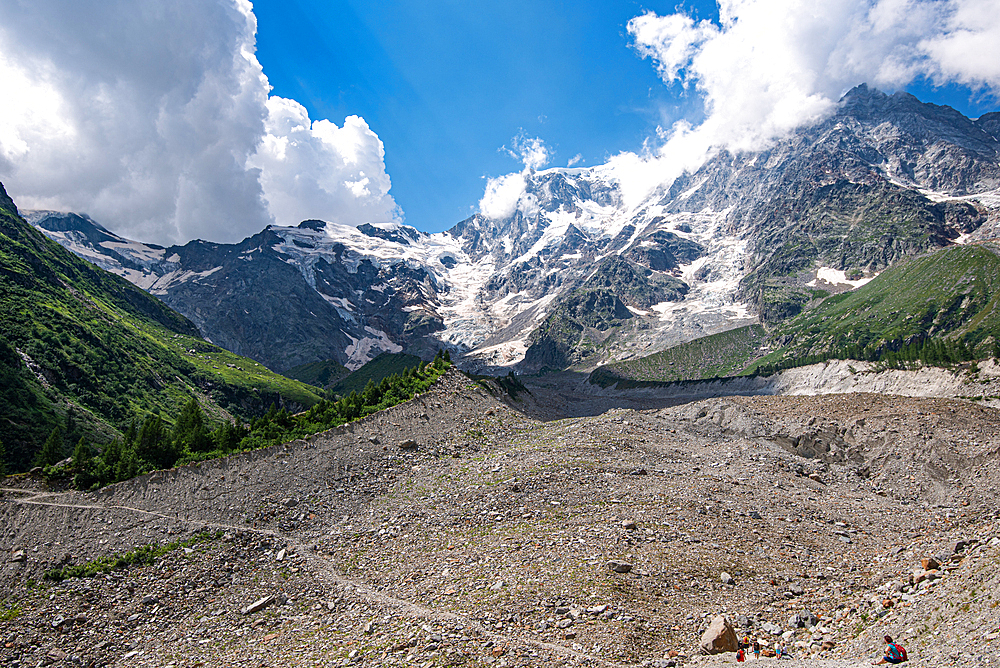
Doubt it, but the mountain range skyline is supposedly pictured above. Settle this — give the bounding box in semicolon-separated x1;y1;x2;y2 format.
1;0;999;247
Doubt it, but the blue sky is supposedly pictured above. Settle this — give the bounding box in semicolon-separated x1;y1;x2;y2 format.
0;0;998;244
253;0;998;234
253;0;719;232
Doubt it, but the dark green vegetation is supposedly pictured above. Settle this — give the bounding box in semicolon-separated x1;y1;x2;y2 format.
590;244;1000;386
0;182;322;473
284;358;350;389
45;531;221;582
524;256;689;371
590;325;769;387
466;370;529;400
749;243;1000;371
65;353;452;489
328;352;422;397
738;180;983;321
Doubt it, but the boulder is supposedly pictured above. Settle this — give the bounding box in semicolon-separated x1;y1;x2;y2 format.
789;611;819;628
607;560;633;574
761;621;783;635
699;615;738;654
921;556;940;570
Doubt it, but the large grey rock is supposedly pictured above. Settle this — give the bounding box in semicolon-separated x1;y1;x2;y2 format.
700;615;738;654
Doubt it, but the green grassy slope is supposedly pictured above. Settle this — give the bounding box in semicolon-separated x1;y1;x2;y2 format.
0;182;321;472
748;242;1000;370
329;352;423;397
284;358;350;388
589;325;769;388
589;243;1000;386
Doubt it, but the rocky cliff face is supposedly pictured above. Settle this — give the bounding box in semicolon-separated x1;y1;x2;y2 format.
29;86;1000;373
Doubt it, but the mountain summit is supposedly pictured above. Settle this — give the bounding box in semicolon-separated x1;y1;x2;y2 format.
31;87;1000;374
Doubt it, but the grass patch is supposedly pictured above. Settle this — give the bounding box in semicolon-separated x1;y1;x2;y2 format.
44;530;221;582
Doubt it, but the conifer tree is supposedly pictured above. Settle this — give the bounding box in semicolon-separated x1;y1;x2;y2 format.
72;436;91;469
173;398;213;453
36;426;64;468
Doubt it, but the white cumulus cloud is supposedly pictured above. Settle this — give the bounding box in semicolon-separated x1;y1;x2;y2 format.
479;133;550;219
249;97;397;229
0;0;398;245
599;0;1000;212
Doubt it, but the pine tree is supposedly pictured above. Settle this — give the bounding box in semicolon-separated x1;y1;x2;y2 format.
72;437;97;489
135;413;179;470
0;438;6;478
173;397;213;453
36;426;65;468
72;436;91;468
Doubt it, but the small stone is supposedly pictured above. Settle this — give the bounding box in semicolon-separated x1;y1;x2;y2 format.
47;648;68;661
9;550;25;563
400;439;419;450
622;520;638;531
241;595;275;615
607;560;633;574
921;556;940;570
556;619;573;629
749;511;762;520
720;571;735;585
276;548;286;562
140;595;158;606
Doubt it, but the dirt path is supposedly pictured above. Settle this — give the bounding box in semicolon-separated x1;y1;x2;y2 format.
4;485;634;668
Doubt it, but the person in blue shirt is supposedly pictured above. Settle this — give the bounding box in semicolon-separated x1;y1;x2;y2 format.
873;635;905;664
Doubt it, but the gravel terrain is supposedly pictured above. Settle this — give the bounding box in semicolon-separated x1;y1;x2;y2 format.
3;369;1000;667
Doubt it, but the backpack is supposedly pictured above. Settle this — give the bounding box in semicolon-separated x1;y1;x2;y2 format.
897;644;908;662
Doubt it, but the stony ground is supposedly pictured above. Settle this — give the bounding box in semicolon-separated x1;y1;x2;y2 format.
2;369;1000;667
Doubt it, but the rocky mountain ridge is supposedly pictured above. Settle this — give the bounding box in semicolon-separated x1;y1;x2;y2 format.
29;86;1000;374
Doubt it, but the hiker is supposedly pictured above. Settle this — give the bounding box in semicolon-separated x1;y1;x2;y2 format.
776;642;790;659
737;648;746;662
752;638;761;659
872;635;907;664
